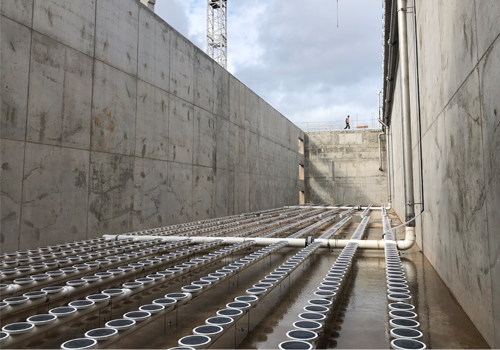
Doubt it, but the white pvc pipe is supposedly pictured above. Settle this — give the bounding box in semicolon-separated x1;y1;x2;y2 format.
104;234;416;251
286;205;382;210
397;0;415;224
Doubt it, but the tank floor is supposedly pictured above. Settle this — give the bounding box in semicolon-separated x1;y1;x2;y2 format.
238;210;490;349
106;210;489;349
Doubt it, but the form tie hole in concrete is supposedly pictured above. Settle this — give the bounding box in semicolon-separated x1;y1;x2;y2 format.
105;319;136;330
391;338;426;350
61;338;97;349
390;327;423;339
0;302;8;310
27;314;57;325
178;335;212;349
2;322;34;334
279;340;313;350
286;330;319;342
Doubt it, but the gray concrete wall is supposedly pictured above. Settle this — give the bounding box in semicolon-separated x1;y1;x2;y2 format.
0;0;305;252
305;130;387;205
384;0;500;347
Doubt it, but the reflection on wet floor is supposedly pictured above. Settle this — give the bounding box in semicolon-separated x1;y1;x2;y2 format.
236;210;489;349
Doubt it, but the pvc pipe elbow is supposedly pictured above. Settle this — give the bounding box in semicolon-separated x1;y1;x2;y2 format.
397;227;416;250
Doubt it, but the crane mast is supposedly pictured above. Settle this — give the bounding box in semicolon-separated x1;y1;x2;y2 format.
207;0;228;69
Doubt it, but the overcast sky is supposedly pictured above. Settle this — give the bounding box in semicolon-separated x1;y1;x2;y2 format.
156;0;383;128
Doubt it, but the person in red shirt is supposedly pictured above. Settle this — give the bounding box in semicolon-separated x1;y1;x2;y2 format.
344;115;350;129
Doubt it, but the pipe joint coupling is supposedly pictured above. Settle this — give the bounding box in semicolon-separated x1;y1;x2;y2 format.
405;214;416;227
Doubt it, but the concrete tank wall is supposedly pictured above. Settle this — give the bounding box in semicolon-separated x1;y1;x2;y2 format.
305;130;388;205
384;0;500;347
0;0;305;252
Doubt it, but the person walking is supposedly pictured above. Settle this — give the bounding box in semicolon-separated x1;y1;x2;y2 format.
344;115;350;129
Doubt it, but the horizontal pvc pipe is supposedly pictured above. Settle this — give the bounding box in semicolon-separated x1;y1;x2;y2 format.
107;234;415;250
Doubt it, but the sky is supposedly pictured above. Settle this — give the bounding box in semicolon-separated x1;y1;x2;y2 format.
155;0;383;128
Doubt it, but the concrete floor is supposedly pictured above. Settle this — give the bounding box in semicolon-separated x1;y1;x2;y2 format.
237;211;490;349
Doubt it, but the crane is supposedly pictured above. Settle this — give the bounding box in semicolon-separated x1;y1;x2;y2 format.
206;0;228;69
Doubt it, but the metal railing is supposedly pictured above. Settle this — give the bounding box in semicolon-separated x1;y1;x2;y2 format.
295;120;383;133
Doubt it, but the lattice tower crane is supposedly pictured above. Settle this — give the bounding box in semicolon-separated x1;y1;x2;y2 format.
207;0;228;69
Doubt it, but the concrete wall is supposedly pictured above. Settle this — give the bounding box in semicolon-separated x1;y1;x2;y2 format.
0;0;305;252
305;130;387;205
384;0;500;347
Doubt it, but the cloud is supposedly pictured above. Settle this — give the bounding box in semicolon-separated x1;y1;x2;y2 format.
155;0;383;127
